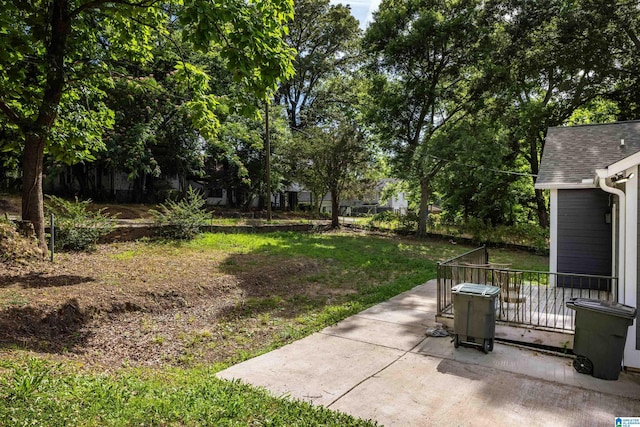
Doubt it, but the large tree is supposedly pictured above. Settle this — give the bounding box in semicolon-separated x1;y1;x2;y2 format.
0;0;294;253
364;0;486;235
594;1;640;120
284;76;374;227
209;103;291;210
276;0;360;132
480;0;618;227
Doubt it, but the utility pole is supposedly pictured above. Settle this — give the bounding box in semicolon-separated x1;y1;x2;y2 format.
265;101;272;221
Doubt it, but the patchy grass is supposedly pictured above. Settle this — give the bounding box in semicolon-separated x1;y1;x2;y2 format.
0;229;547;426
0;231;547;370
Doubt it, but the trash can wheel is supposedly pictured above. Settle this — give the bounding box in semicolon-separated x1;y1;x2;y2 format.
482;339;490;354
488;338;494;352
453;334;459;348
573;355;593;375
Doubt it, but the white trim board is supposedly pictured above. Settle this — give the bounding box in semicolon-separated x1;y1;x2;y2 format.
606;150;640;177
534;183;597;190
624;166;640;368
549;189;558;286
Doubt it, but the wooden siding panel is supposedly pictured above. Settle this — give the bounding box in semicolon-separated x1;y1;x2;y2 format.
557;189;612;283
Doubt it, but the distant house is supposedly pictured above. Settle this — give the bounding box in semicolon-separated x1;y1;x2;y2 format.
535;120;640;370
318;179;409;216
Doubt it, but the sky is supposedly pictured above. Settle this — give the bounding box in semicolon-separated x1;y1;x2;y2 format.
329;0;382;29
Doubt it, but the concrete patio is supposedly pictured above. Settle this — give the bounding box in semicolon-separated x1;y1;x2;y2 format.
217;279;640;426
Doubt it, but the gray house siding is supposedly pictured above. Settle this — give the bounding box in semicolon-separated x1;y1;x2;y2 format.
557;189;612;289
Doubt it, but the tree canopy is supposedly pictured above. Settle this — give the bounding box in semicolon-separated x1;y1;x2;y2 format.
2;0;640;242
0;0;295;251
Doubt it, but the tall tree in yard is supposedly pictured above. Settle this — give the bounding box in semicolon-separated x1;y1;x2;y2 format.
481;0;617;227
0;1;294;253
277;0;361;132
284;76;374;227
364;0;486;236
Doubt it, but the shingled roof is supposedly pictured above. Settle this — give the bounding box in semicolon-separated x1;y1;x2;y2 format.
535;120;640;189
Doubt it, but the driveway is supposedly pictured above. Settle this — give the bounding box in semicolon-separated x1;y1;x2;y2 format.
217;279;640;426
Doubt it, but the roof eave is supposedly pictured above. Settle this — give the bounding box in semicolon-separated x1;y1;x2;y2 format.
604;150;640;177
534;182;598;190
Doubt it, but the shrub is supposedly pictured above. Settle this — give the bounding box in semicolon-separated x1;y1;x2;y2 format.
371;210;397;223
45;196;116;251
399;211;419;232
151;187;211;240
426;212;442;229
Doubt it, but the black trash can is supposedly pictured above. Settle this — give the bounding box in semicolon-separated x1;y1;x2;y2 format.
566;298;637;380
452;283;501;354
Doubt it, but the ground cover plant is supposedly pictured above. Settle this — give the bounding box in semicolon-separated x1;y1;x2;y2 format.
0;230;547;425
358;213;549;254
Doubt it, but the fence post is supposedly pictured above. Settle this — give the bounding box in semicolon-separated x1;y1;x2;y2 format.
50;213;55;262
436;262;441;314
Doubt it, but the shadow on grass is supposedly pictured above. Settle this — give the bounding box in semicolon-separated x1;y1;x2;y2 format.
217;294;329;322
0;272;95;289
0;298;94;353
213;232;438;328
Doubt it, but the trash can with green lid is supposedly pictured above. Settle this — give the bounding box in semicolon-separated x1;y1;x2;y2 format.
566;298;637;380
452;283;501;354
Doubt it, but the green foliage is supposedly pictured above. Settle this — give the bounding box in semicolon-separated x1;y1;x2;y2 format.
566;98;620;126
151;188;211;240
433;113;534;226
0;358;377;426
278;0;361;130
364;0;487;234
45;196;116;252
208;103;291;209
477;0;624;226
182;0;296;100
367;211;418;232
435;219;549;253
282;76;376;223
0;0;296;249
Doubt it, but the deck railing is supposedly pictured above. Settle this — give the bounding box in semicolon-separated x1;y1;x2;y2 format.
437;247;616;332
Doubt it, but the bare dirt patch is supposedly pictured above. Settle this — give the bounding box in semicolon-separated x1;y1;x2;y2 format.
0;241;330;369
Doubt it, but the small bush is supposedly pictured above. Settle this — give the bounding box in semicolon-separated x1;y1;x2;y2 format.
45;196;116;251
399;211;419;232
371;210;397;223
151;188;211;240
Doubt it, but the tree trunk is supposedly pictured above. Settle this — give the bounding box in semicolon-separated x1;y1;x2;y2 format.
72;163;89;198
528;134;549;228
535;189;549;228
417;177;430;237
331;190;340;228
22;133;48;255
19;0;71;255
312;192;321;218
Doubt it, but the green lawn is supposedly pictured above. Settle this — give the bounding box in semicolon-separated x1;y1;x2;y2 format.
0;231;547;426
0;358;377;426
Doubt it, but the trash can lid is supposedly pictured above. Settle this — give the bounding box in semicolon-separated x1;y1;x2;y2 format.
566;298;637;319
452;283;501;297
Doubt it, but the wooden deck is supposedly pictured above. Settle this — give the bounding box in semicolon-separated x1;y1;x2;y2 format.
439;279;613;332
497;284;613;331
